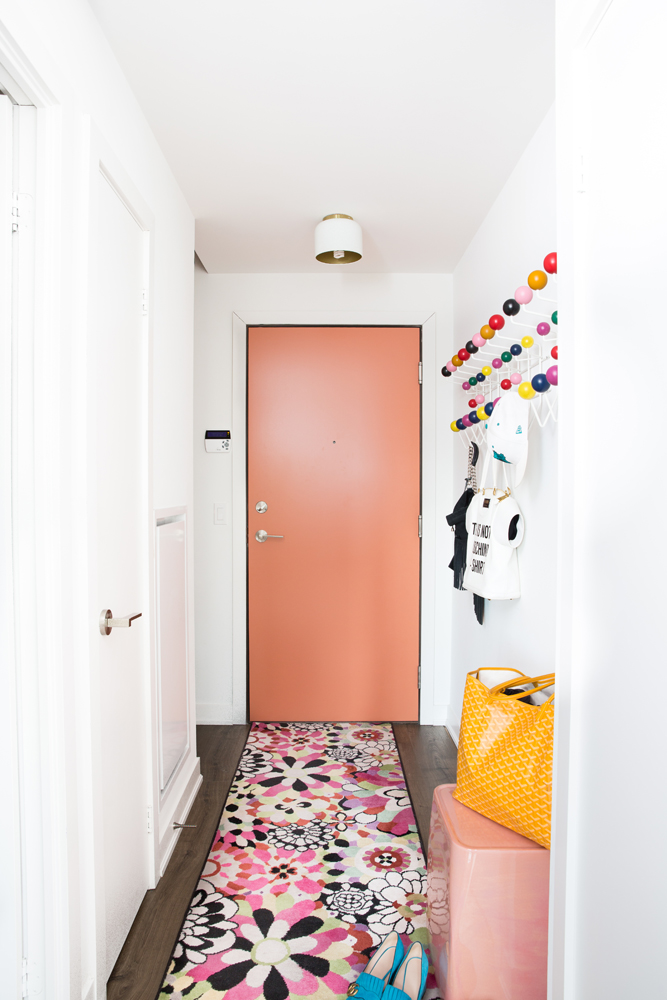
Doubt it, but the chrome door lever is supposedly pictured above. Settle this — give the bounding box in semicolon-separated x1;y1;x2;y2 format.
99;609;142;635
255;530;284;543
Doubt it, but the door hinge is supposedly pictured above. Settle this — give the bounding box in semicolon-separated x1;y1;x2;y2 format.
418;665;421;690
418;514;422;538
147;806;153;834
418;361;423;384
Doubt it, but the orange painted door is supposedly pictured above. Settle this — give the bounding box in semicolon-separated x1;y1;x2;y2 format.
248;326;420;721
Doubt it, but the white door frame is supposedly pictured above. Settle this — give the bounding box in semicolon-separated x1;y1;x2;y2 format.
230;309;441;725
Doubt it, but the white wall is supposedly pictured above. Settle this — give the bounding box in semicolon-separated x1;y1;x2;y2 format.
552;1;667;997
193;271;454;725
446;107;557;740
0;2;194;997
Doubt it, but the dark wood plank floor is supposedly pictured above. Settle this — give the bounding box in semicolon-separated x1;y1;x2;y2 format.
394;724;458;857
107;724;250;1000
107;721;455;1000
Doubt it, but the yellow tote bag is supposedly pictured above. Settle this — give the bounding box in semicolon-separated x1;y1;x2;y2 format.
453;667;555;849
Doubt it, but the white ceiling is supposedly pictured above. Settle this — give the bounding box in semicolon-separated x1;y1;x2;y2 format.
88;0;554;273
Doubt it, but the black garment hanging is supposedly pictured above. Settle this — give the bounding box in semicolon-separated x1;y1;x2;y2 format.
446;443;485;624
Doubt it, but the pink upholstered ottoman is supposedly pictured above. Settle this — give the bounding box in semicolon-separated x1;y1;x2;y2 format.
426;784;549;1000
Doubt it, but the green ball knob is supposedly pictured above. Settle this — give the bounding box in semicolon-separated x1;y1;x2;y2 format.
551;310;558;325
501;351;512;363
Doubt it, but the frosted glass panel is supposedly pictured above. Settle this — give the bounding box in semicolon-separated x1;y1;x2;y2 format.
157;515;188;790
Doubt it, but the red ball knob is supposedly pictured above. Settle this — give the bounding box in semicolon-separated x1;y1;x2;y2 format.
500;378;511;390
489;314;505;330
458;348;471;361
468;398;477;408
544;252;557;274
551;345;558;360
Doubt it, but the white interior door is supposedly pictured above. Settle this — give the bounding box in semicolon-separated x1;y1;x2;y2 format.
95;170;149;979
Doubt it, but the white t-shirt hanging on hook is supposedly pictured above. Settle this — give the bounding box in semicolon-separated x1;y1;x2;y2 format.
463;445;525;600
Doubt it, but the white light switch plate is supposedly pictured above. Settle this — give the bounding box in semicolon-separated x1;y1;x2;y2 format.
213;502;228;525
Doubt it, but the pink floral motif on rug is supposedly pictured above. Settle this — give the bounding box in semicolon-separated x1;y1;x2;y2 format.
159;722;441;999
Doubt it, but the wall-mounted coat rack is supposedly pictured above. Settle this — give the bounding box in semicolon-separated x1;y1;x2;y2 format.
443;252;558;448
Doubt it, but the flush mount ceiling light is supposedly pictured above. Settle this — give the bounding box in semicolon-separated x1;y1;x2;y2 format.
314;214;363;264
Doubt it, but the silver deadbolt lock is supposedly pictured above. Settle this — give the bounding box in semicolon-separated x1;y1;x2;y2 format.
99;609;142;635
255;501;268;513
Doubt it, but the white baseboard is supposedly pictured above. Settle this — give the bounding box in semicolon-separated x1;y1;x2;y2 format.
196;702;238;724
158;756;203;876
445;717;460;746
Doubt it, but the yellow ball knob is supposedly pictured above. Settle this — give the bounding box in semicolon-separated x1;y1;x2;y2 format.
518;381;536;400
476;407;487;420
521;335;534;348
527;269;547;290
452;355;463;367
481;365;492;376
480;325;495;340
450;420;460;432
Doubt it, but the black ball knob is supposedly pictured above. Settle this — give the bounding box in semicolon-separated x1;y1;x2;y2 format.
503;298;520;316
465;340;479;354
441;366;452;377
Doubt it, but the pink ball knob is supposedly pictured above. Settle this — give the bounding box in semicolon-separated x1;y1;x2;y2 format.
493;397;501;407
510;372;522;385
515;285;533;304
462;381;471;391
475;393;485;404
446;361;456;372
537;322;550;336
492;357;503;369
546;365;558;386
472;332;485;348
462;414;472;428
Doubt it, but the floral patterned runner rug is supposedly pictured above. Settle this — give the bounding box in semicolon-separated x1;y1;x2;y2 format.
160;722;441;999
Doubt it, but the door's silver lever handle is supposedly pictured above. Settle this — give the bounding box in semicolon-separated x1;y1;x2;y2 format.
99;609;142;635
255;530;284;543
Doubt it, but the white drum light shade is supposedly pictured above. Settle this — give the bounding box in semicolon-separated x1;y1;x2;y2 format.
314;214;363;264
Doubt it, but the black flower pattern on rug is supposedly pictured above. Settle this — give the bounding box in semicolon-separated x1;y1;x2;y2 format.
257;755;332;793
171;881;238;973
267;818;333;853
207;908;331;1000
236;748;276;780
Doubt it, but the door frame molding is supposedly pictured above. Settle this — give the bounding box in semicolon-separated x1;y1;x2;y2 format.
231;310;439;725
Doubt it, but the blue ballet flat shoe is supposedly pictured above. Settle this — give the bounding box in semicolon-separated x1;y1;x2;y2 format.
346;931;405;998
382;942;429;1000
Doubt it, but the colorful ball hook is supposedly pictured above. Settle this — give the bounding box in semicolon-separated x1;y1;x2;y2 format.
537;322;550;336
481;366;492;376
469;411;480;424
458;348;470;361
518;381;536;400
510;372;522;385
484;402;494;416
503;298;520;316
451;420;460;432
489;314;505;330
492;358;503;369
442;367;452;377
475;393;485;404
543;252;557;274
466;340;479;354
546;365;558;386
462;381;471;391
515;286;533;305
446;361;456;372
462;415;472;428
510;343;522;356
531;373;550;393
501;351;512;363
468;398;477;408
476;373;486;382
476;406;487;420
501;378;511;390
480;325;495;340
469;376;478;386
472;332;485;348
521;335;534;348
456;418;465;430
551;310;558;324
528;270;548;290
452;355;463;367
551;345;558;360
